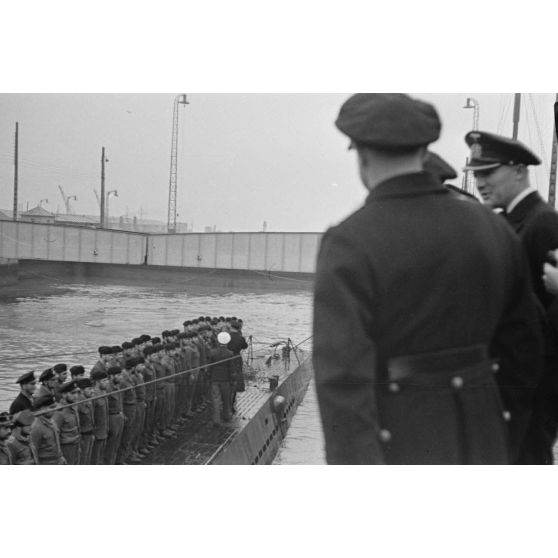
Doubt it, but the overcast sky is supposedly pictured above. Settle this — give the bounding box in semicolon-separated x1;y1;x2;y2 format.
0;93;556;232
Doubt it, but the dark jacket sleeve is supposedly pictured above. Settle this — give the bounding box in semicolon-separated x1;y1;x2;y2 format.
490;237;544;462
313;229;385;464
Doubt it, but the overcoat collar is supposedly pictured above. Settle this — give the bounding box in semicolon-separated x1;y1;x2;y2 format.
366;172;447;203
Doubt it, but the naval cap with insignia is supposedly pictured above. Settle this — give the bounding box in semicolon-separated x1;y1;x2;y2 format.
32;394;56;410
16;371;36;385
464;130;541;171
107;365;122;376
39;368;55;382
98;346;112;355
53;363;67;373
336;93;441;149
424;151;457;182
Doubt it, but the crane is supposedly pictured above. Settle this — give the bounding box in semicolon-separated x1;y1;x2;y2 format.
167;94;189;233
57;185;77;214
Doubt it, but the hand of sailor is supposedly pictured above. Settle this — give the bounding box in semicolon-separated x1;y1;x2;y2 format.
543;258;558;296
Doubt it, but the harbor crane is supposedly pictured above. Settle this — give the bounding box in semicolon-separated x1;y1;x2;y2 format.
57;185;77;214
167;94;189;233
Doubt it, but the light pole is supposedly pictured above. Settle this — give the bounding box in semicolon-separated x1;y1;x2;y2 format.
463;97;480;193
106;190;118;228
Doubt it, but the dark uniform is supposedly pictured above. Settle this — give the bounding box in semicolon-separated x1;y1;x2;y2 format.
91;371;109;465
53;381;81;465
209;339;234;425
464;130;558;464
313;94;543;465
104;366;124;465
7;410;38;465
31;395;65;465
76;378;95;465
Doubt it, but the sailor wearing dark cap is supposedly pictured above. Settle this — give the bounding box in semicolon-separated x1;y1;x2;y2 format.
90;370;110;465
465;131;558;464
116;358;138;464
35;368;57;401
52;363;68;402
9;371;37;415
70;365;86;379
30;395;65;464
313;93;543;465
52;381;82;464
75;378;95;465
90;346;114;377
0;412;13;465
7;410;38;465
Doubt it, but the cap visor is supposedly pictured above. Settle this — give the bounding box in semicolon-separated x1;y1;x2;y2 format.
463;162;502;172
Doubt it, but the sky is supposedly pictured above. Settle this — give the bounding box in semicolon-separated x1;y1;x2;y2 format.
1;93;556;232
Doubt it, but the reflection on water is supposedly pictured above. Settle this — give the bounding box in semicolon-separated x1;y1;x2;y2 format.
0;277;326;464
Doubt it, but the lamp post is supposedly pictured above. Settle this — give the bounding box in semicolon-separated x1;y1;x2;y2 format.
106;190;118;228
463;97;480;193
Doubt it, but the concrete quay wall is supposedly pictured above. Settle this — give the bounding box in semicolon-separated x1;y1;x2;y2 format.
0;221;322;276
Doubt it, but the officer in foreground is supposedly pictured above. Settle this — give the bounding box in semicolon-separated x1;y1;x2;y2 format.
464;130;558;464
313;93;543;464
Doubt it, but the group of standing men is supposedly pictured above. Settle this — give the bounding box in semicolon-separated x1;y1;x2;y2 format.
314;93;558;465
1;316;247;465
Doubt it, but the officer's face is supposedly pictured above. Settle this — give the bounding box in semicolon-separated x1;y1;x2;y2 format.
474;164;521;209
58;371;68;383
100;378;109;391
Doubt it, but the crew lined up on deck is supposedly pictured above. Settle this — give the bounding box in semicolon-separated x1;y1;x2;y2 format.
0;316;247;465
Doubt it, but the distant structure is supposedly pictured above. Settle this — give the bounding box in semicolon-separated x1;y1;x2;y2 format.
0;209;10;221
19;205;55;224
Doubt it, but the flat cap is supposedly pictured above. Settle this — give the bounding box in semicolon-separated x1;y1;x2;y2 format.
53;363;67;374
70;365;85;376
336;93;441;150
39;368;55;382
0;411;13;427
91;370;108;381
131;337;142;346
32;394;56;410
151;337;161;345
60;380;80;394
111;345;123;354
424;151;457;182
140;334;151;342
464;130;541;171
16;371;36;385
217;332;231;345
13;409;35;427
98;346;112;355
121;341;133;350
107;366;122;376
75;378;92;390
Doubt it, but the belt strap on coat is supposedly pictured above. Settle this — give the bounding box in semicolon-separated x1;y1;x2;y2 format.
387;344;488;381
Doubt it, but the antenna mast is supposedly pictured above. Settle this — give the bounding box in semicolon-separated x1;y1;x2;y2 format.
13;122;18;221
167;94;188;233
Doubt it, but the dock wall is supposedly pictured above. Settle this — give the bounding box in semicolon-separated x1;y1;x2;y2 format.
0;221;322;275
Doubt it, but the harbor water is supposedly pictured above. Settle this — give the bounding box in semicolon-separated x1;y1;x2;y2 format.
0;277;326;464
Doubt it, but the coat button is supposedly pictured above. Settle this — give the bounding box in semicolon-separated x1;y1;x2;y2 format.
379;429;392;443
451;376;464;389
492;362;500;373
388;382;400;393
502;410;511;422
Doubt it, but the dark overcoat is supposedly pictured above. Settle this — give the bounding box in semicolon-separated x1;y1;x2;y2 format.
504;191;558;463
313;172;543;465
